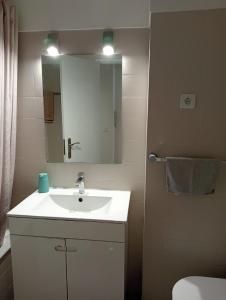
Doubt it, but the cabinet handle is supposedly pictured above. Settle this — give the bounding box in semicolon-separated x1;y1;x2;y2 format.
66;246;78;253
55;245;67;252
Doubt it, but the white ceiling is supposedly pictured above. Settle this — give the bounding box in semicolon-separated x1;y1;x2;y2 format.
15;0;150;32
14;0;226;32
150;0;226;12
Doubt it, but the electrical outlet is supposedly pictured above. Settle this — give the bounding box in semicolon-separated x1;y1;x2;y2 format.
180;94;196;109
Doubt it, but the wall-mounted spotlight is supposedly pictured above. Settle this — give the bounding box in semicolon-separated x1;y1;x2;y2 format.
44;32;59;57
102;30;115;56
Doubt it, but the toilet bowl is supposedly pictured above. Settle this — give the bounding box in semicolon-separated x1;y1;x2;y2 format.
173;276;226;300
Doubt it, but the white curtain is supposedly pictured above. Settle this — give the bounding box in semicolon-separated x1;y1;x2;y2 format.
0;0;18;246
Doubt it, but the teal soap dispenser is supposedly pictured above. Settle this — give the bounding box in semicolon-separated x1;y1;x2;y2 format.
38;173;49;193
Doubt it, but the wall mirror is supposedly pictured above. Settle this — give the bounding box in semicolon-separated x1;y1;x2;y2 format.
41;54;122;163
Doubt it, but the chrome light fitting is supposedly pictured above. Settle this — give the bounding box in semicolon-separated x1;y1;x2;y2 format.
102;30;115;56
44;32;59;56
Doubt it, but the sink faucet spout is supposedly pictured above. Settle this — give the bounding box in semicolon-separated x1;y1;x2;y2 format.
76;172;85;194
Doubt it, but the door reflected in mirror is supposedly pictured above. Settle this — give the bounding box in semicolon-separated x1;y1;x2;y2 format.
41;54;122;163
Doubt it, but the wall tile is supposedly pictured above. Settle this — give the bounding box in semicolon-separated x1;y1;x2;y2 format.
17;118;45;142
122;74;148;98
17;97;44;119
122;55;149;76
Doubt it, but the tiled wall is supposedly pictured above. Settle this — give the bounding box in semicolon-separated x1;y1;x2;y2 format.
13;28;149;298
143;9;226;300
0;254;13;300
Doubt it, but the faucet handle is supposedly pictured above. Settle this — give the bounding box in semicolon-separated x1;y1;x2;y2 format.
77;172;84;182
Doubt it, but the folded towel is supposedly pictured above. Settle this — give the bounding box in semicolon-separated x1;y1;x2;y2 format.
166;157;220;195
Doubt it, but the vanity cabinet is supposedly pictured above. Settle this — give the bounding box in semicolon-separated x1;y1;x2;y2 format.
8;188;130;300
9;218;127;300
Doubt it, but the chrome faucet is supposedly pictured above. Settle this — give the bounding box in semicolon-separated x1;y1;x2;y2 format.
76;172;85;194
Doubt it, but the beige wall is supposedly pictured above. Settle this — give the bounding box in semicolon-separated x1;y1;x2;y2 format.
13;28;149;298
143;9;226;300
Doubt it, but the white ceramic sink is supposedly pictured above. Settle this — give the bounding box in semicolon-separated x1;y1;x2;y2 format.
49;194;112;212
8;188;131;223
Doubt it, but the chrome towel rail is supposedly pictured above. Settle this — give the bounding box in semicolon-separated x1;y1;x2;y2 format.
148;153;166;162
148;153;226;164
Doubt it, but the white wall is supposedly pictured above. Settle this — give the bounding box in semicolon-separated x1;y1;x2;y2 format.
14;0;149;32
14;0;226;33
150;0;226;12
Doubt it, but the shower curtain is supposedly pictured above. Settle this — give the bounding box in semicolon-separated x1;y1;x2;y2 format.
0;0;18;246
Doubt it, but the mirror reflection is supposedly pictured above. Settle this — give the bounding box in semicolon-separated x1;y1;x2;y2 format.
41;54;122;163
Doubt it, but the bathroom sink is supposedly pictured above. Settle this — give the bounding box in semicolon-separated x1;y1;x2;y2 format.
8;188;130;222
49;194;112;212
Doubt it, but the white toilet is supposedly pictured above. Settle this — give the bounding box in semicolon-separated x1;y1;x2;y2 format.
173;276;226;300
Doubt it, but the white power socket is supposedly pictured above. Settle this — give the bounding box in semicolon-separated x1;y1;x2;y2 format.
180;94;196;109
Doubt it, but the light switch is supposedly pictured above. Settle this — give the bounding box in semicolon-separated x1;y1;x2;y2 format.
180;94;196;109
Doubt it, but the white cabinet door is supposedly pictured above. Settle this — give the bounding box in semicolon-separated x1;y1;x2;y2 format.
11;235;67;300
66;239;125;300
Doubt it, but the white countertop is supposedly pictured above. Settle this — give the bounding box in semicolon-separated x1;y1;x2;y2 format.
8;188;131;223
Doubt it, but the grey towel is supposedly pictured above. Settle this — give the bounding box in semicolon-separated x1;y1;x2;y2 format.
166;157;220;195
